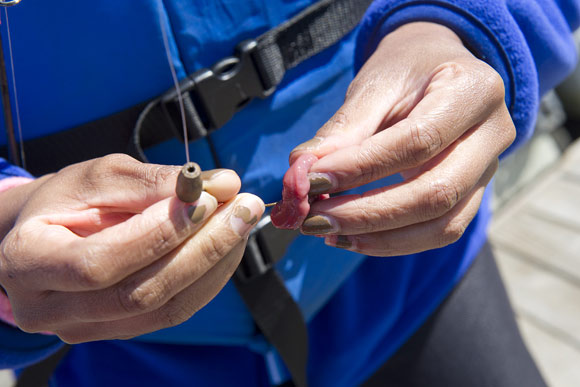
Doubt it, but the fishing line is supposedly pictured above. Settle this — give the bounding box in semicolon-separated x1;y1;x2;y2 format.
3;6;24;168
159;9;190;164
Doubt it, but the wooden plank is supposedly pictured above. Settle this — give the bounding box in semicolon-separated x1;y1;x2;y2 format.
560;138;580;178
526;177;580;231
517;318;580;387
562;137;580;165
0;369;14;387
490;208;580;283
492;137;580;229
492;247;580;344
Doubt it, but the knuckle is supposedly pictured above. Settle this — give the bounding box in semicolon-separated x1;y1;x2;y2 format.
437;219;468;247
354;142;390;182
159;298;195;329
139;164;177;192
92;154;130;174
147;219;178;257
118;281;167;314
402;122;443;166
434;61;470;84
198;230;236;265
1;225;37;284
1;224;30;261
478;64;506;104
353;195;387;232
435;60;505;106
81;154;135;189
329;110;349;129
100;153;135;167
0;232;20;269
96;154;141;181
72;250;112;289
422;178;462;219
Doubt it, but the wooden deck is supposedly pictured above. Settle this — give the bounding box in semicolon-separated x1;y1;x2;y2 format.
489;137;580;387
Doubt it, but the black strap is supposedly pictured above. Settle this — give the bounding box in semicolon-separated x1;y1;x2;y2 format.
16;345;71;387
235;268;308;387
254;0;374;89
138;0;373;149
236;218;306;386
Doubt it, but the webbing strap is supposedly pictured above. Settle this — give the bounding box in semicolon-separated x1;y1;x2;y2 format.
255;0;373;89
15;344;71;387
132;0;373;158
236;219;306;386
235;267;308;387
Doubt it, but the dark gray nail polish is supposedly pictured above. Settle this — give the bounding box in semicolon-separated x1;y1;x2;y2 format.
309;174;333;195
188;205;207;224
334;235;352;249
302;214;337;234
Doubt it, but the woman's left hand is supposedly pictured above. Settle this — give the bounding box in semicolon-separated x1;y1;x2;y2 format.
290;22;515;256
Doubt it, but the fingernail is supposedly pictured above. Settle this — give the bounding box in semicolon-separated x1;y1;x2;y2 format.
203;169;229;180
326;235;353;249
201;169;235;192
301;214;338;235
231;195;263;236
308;173;334;195
187;192;218;224
292;137;324;153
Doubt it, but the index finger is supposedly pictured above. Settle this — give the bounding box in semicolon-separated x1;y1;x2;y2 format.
11;192;218;292
307;60;506;194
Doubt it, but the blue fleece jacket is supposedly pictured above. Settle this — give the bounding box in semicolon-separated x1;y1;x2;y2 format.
0;0;578;386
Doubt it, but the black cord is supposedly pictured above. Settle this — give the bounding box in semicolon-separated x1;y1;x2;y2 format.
0;24;21;167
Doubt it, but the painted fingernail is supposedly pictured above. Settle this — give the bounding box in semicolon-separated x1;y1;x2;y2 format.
326;235;353;249
308;173;334;195
292;137;324;153
187;192;218;224
301;214;338;235
231;195;264;236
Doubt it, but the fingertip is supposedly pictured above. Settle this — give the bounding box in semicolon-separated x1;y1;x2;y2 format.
185;192;219;225
230;193;265;236
201;169;241;202
289;137;325;164
237;193;265;216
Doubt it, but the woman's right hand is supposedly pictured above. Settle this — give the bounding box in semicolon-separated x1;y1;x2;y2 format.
0;154;264;343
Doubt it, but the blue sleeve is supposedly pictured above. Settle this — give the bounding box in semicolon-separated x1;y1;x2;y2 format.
355;0;580;154
0;322;63;370
0;157;33;179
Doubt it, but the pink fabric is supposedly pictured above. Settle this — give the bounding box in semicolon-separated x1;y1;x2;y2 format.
0;294;17;327
0;177;32;328
0;176;33;193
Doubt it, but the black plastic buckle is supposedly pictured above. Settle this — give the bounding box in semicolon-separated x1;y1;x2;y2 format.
235;216;300;282
160;39;275;143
